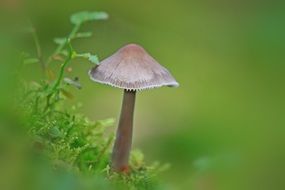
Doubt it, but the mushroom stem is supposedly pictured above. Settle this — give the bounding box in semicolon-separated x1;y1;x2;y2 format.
111;89;136;172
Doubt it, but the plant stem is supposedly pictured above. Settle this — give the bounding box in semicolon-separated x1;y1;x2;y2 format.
111;90;136;172
45;41;73;110
53;39;74;90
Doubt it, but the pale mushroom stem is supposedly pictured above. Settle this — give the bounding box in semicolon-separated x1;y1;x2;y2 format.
111;89;136;172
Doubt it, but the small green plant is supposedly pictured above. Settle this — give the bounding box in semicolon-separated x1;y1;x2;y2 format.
15;11;168;190
22;11;106;112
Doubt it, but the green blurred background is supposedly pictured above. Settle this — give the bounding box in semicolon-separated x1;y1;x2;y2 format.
1;0;285;189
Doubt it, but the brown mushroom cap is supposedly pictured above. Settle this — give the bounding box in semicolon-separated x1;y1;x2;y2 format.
89;44;179;91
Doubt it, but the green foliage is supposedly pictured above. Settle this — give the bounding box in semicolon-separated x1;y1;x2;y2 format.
53;37;67;46
15;11;167;190
70;11;109;25
74;53;100;65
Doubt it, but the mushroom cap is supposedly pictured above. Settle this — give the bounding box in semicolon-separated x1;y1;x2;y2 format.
89;44;179;91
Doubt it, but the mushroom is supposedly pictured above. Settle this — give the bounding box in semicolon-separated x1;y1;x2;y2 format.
89;44;179;172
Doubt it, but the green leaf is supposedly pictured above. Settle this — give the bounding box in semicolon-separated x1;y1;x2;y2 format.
63;77;82;89
70;11;109;25
74;53;100;65
88;54;100;65
75;32;93;38
23;58;39;65
54;38;67;45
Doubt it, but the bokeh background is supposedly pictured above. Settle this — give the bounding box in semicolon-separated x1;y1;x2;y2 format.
1;0;285;189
